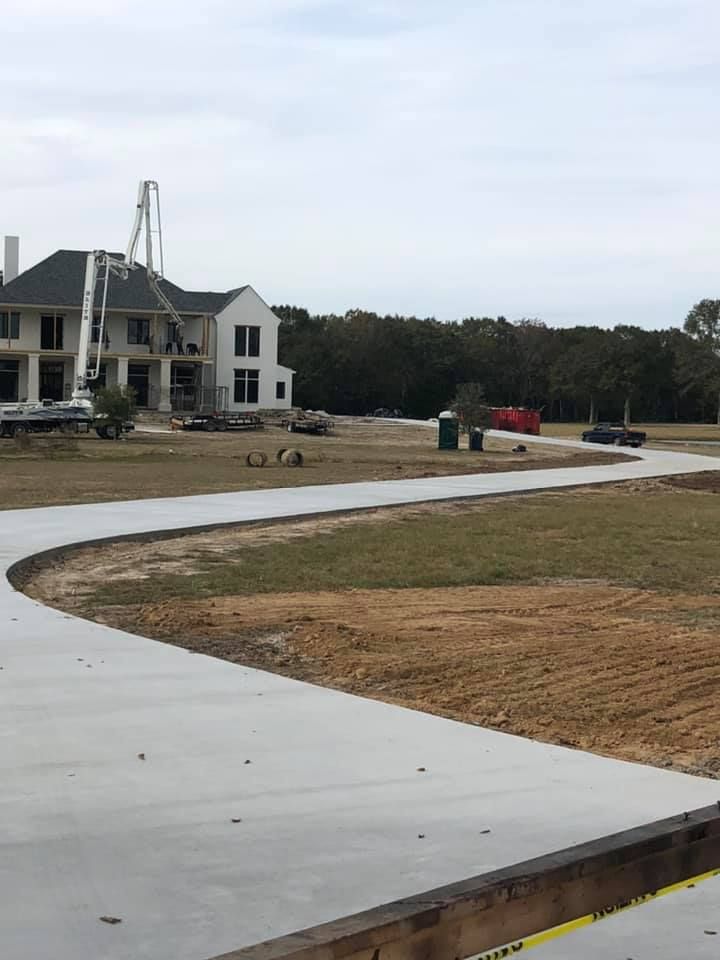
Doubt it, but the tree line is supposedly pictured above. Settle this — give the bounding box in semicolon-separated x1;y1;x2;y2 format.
273;300;720;423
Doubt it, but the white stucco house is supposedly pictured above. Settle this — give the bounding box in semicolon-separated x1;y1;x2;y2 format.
0;238;294;413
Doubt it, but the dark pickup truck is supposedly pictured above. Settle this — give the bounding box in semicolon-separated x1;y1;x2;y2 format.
581;422;646;448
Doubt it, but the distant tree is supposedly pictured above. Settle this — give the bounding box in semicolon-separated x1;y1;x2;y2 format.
598;325;657;426
449;382;492;431
275;299;720;425
93;385;136;437
549;327;609;423
684;299;720;345
684;300;720;423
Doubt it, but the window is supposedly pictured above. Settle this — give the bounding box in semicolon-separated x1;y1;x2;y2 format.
91;315;102;343
276;381;286;400
0;359;19;402
0;312;20;340
40;314;64;350
234;325;260;357
234;369;259;404
127;317;150;345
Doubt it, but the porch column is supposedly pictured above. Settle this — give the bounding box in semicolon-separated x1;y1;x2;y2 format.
159;357;172;412
117;357;128;388
27;353;40;403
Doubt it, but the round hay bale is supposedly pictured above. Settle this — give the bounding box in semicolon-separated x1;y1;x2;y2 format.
281;448;304;467
276;447;288;462
246;449;268;467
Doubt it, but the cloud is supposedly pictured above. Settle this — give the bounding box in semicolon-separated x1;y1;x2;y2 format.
1;0;718;328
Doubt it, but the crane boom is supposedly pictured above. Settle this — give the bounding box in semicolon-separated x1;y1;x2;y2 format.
73;180;183;403
125;179;183;326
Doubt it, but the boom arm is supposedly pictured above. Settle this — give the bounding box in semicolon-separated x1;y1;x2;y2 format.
125;179;183;328
73;179;183;402
74;250;128;402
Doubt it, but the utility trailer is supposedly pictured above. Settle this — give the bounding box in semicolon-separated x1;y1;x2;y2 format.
171;412;264;433
282;415;334;435
0;404;133;440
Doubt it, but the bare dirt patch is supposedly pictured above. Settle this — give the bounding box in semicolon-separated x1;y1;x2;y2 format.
659;471;720;493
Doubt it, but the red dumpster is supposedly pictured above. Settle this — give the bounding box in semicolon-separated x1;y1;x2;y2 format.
490;407;541;435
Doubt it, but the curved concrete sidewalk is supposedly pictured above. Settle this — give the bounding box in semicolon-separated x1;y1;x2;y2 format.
2;436;720;960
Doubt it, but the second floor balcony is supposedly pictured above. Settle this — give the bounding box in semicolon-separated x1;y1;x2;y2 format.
0;309;213;358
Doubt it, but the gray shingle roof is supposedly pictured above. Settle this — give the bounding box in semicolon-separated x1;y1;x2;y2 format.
0;250;244;314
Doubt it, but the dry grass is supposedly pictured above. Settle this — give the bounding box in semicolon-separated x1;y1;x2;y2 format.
543;421;720;442
0;420;623;510
52;478;720;608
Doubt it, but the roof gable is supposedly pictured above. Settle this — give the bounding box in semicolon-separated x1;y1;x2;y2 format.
214;285;280;323
0;249;237;315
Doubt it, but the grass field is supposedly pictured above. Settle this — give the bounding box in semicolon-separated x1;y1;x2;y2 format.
0;420;622;510
543;421;720;442
53;475;720;607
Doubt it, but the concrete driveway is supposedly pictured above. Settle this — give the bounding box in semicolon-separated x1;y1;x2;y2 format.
2;436;720;960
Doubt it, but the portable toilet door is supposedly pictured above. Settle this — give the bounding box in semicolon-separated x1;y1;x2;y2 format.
438;410;459;450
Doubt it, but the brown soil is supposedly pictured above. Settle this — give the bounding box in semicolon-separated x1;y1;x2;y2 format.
659;471;720;493
78;584;720;777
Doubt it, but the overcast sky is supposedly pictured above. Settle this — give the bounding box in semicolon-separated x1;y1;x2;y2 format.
1;0;718;327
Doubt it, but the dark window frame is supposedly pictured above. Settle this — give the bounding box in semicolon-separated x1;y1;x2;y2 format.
234;325;261;357
276;381;286;400
233;368;260;404
0;311;20;340
40;314;64;350
127;317;150;345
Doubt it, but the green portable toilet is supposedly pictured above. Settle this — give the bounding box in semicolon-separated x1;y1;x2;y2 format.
438;410;459;450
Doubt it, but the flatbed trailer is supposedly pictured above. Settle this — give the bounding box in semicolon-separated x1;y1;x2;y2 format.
172;412;264;432
282;417;333;435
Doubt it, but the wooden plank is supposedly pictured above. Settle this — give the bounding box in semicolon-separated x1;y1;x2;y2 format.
208;803;720;960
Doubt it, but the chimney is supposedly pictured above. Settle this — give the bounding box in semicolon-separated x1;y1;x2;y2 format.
3;236;19;285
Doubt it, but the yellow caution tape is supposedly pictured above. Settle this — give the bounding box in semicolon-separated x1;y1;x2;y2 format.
475;867;720;960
